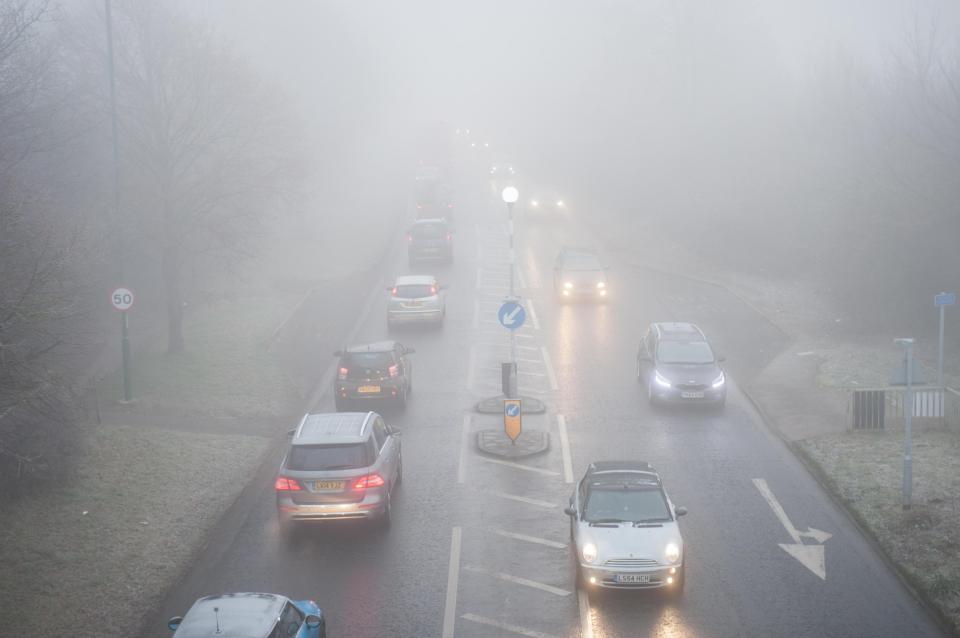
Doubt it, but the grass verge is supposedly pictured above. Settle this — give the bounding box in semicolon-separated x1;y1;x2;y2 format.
0;423;270;638
100;293;302;418
799;428;960;632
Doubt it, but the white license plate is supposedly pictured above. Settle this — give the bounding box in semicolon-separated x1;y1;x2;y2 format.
615;573;651;584
681;391;705;399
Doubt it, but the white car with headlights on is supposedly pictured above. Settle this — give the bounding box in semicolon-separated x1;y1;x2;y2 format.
565;461;687;595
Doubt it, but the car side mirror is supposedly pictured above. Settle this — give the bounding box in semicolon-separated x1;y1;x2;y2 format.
286;428;296;437
675;506;688;517
439;284;449;290
305;614;323;630
385;286;394;292
403;347;415;354
167;616;183;631
387;425;401;436
563;506;577;517
333;350;343;357
716;357;726;363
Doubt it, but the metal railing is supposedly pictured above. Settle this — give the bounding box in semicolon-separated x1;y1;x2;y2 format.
849;386;954;430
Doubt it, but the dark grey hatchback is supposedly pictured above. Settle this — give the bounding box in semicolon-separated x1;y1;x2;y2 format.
637;322;726;408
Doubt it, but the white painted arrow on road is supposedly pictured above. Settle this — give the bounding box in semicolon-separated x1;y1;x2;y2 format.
753;478;831;580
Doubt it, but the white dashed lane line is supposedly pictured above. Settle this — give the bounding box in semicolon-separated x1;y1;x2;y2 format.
442;527;462;638
492;492;559;509
541;346;559;391
463;565;571;597
461;614;559;638
487;528;567;550
479;456;561;476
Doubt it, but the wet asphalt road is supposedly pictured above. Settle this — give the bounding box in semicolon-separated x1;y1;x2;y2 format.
147;184;944;638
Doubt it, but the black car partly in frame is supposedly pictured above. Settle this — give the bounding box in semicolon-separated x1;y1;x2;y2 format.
334;341;414;410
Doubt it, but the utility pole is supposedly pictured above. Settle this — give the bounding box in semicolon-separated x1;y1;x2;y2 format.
895;338;914;509
501;186;519;398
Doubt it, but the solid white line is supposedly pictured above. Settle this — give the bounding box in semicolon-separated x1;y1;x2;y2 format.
475;267;483;290
489;528;567;549
527;298;540;329
480;456;560;476
464;565;571;596
753;478;802;543
557;415;574;484
578;589;594;638
493;491;558;508
472;300;479;329
541;347;559;391
461;614;560;638
442;527;462;638
518;268;528;289
466;345;477;391
458;415;470;484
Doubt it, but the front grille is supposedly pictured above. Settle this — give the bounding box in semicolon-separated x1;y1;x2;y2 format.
677;384;707;391
604;557;659;568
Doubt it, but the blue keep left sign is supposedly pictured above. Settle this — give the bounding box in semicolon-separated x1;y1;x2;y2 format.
498;301;526;331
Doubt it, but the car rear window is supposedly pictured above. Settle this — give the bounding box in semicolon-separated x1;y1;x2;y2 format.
561;254;602;270
395;284;435;298
287;443;369;471
411;223;445;237
344;351;393;368
657;340;715;364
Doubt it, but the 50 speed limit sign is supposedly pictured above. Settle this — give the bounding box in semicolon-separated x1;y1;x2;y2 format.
111;287;135;312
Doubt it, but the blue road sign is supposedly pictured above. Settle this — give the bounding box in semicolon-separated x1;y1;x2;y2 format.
505;402;521;417
498;301;526;330
935;292;956;307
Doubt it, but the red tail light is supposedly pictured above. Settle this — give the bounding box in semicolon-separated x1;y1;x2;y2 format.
391;287;398;296
416;203;422;209
446;233;452;242
406;234;413;243
338;367;349;380
430;285;437;295
275;476;302;491
447;203;453;208
352;473;385;489
388;364;399;378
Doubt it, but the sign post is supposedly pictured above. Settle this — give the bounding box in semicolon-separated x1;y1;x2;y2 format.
504;398;522;443
111;287;135;401
934;292;956;388
498;301;526;398
894;338;915;509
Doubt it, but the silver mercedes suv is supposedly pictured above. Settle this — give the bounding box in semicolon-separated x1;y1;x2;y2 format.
275;412;402;532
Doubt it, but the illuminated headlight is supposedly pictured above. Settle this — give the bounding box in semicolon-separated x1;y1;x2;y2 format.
712;371;726;388
599;289;607;296
556;200;564;207
654;370;672;388
562;290;571;296
582;542;598;564
665;542;680;564
530;200;539;207
596;281;605;289
563;281;574;290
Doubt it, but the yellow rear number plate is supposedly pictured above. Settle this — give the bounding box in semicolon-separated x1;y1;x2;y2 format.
312;480;343;490
358;385;381;394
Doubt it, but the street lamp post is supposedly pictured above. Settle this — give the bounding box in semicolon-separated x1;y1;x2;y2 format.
894;338;914;509
502;186;519;398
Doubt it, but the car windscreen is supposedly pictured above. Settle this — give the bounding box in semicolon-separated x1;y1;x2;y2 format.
657;340;715;364
395;284;435;298
344;351;393;368
583;486;671;523
411;223;445;238
561;254;602;271
287;443;369;471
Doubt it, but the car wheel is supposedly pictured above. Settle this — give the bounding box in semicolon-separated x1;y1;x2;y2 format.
378;493;392;529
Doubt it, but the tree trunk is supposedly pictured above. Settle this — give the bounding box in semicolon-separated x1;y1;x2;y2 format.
161;238;183;353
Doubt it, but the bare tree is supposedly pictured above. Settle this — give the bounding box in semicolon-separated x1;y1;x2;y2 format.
66;0;304;352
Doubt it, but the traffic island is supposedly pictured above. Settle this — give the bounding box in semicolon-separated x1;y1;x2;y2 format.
476;395;546;414
476;428;549;458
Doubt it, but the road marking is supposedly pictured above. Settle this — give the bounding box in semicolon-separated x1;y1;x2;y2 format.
476;342;540;352
488;528;567;549
461;614;559;638
493;491;558;508
464;564;571;596
458;415;470;484
557;415;574;484
518;268;528;289
466;345;477;390
483;366;546;377
472;300;479;329
541;347;559;391
476;267;483;290
480;456;561;476
578;589;593;638
442;527;462;638
527;298;540;329
462;614;559;638
753;478;830;580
